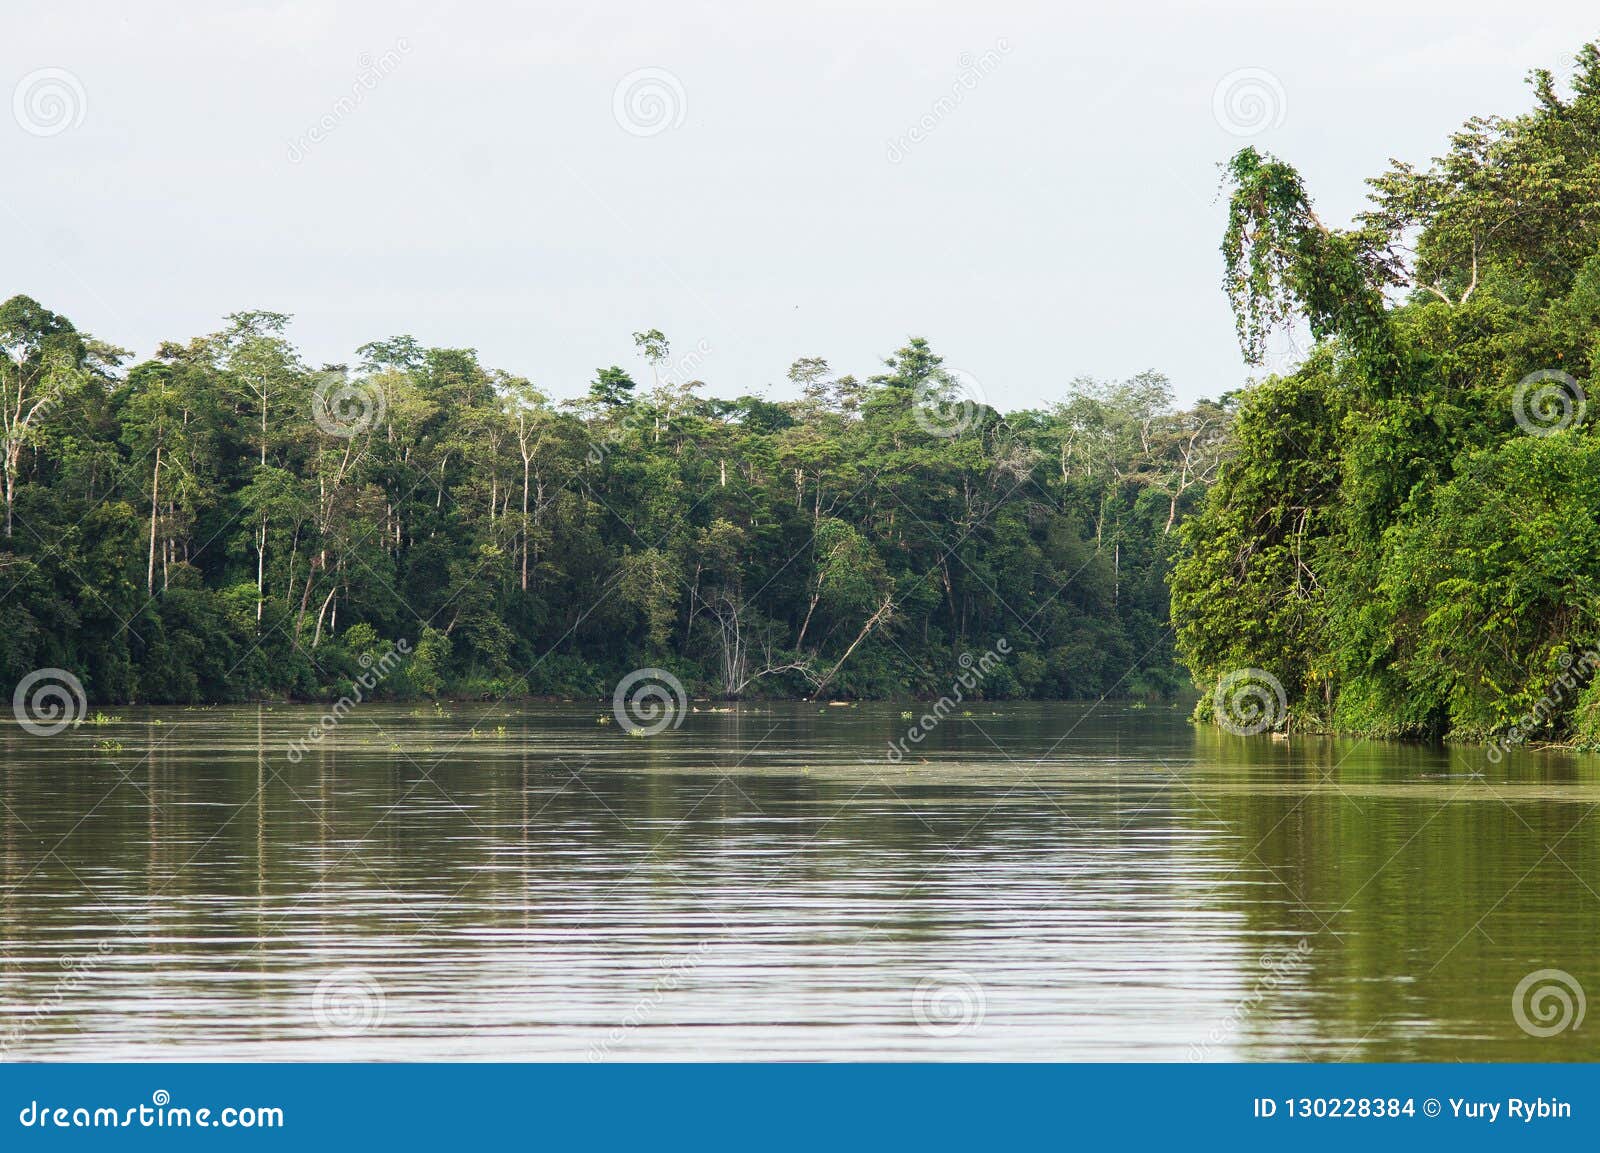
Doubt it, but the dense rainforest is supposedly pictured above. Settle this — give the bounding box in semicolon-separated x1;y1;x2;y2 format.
0;299;1228;704
1174;42;1600;746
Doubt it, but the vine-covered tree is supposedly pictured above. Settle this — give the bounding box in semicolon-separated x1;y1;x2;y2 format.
1174;42;1600;744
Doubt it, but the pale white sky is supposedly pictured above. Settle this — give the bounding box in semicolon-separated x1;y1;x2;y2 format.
4;2;1595;406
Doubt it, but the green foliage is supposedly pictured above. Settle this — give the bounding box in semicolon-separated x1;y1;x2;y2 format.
0;297;1223;704
1367;435;1600;738
1171;358;1344;720
406;627;452;699
1177;42;1600;745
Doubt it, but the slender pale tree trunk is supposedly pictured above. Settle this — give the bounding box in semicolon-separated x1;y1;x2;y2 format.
520;454;530;591
312;586;336;648
146;443;162;595
811;595;893;698
256;517;266;621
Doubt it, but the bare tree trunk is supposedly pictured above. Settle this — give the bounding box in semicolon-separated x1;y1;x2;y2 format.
294;563;318;639
795;592;820;653
311;585;337;648
256;517;267;621
146;443;162;595
521;455;530;591
811;594;893;698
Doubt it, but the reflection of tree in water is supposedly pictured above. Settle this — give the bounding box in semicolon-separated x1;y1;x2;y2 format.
2;704;1596;1059
1187;726;1600;1060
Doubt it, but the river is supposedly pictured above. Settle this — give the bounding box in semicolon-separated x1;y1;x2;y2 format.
1;701;1595;1060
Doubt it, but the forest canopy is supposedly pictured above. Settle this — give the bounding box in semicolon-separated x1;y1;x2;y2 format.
1173;41;1600;745
0;301;1224;705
